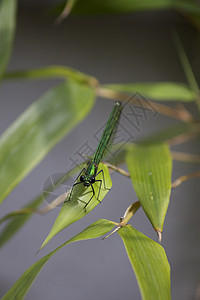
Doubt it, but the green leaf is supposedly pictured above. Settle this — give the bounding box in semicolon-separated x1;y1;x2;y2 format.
0;197;42;248
0;0;17;79
0;80;95;204
126;143;172;233
41;163;112;249
2;219;115;300
5;65;98;87
104;82;197;102
0;162;86;247
118;225;171;300
2;220;171;300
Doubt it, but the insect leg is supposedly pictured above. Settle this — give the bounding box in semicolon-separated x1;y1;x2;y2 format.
65;168;85;203
96;169;110;191
84;184;95;212
94;179;102;201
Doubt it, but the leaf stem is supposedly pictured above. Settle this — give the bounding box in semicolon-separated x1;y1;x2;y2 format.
102;201;141;239
168;131;200;147
171;151;200;164
54;0;77;24
171;171;200;189
104;162;130;177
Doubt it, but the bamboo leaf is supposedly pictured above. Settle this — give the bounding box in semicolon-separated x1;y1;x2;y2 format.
2;220;171;300
0;163;85;247
2;219;115;300
104;82;197;102
0;197;42;247
0;0;17;79
5;65;98;87
118;225;171;300
126;143;172;234
41;163;112;249
0;80;95;204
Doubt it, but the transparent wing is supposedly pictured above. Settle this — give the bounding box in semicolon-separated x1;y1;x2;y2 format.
41;163;85;208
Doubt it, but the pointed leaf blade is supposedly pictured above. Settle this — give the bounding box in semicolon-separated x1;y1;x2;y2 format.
0;197;42;248
126;143;172;232
118;225;171;300
41;163;112;249
0;80;95;204
105;82;197;102
0;162;86;247
2;219;115;300
0;0;17;79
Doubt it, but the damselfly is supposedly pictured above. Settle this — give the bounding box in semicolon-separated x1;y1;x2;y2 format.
65;101;123;210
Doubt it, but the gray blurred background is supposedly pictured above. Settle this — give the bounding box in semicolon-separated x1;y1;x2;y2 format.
1;1;200;299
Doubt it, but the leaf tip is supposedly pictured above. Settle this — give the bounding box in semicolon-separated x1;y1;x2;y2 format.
38;237;49;252
35;247;42;255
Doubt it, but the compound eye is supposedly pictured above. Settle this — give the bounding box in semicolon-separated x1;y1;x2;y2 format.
90;176;95;184
80;175;84;182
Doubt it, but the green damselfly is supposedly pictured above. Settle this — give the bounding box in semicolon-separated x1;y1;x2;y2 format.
65;101;123;210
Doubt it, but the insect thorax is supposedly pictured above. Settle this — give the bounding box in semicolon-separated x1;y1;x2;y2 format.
85;161;98;178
